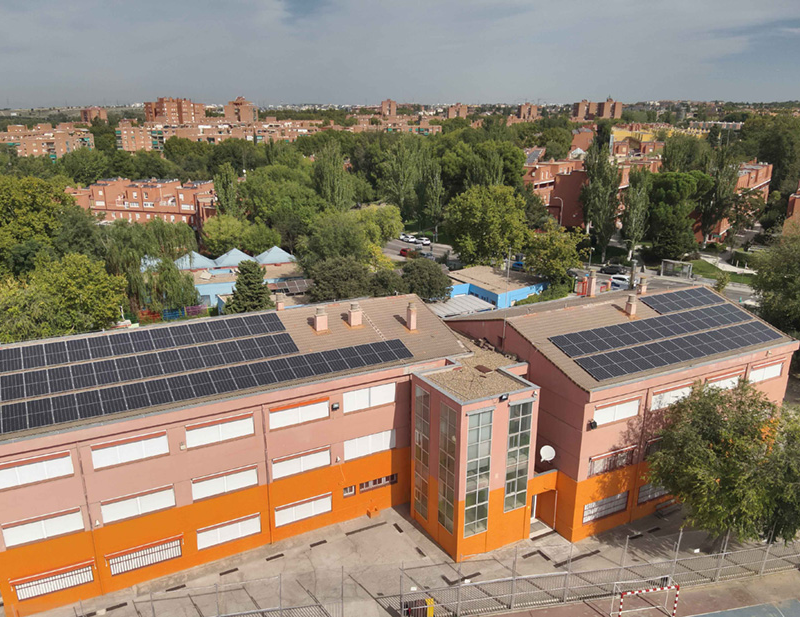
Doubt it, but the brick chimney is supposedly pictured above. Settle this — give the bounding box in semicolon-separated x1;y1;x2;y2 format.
587;271;598;298
625;294;637;317
347;302;362;327
275;293;285;311
313;306;328;332
637;276;648;295
406;302;417;332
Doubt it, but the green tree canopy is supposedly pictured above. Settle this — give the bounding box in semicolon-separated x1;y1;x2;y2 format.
371;268;408;297
401;258;452;302
225;260;273;314
523;218;586;283
647;171;710;260
313;141;353;211
621;167;651;260
142;260;199;312
751;231;800;337
308;257;371;302
300;210;370;267
580;142;620;262
213;162;244;219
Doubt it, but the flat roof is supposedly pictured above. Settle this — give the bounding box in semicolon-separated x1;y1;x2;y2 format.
448;266;540;294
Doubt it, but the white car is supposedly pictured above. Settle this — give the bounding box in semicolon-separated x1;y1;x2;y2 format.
400;233;412;242
406;235;419;244
609;274;640;289
419;237;431;246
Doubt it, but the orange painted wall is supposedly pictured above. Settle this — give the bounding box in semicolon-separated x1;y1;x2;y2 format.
0;449;410;617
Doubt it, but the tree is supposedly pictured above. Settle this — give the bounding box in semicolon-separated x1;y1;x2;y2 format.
418;158;445;241
524;219;586;283
313;142;353;211
371;268;408;297
225;260;273;313
751;232;800;337
728;188;765;248
647;171;709;260
444;185;528;265
60;148;109;185
142;260;199;312
202;214;246;256
621;168;651;260
762;411;800;543
356;205;403;246
580;142;620;262
213;162;244;219
380;138;420;219
520;184;550;229
661;134;710;173
242;222;281;256
698;147;739;246
401;258;452;302
308;257;371;302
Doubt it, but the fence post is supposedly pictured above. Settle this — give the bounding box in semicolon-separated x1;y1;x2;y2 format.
79;600;85;617
399;563;404;617
215;583;220;617
456;560;462;617
670;528;683;581
617;536;630;581
341;565;345;617
509;545;518;610
279;573;283;617
561;543;574;603
714;530;731;582
150;591;155;617
760;532;774;576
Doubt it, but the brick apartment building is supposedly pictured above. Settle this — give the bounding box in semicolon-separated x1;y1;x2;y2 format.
446;103;469;120
80;107;108;124
224;97;258;124
380;99;398;117
144;97;206;124
784;181;800;233
0;123;95;159
0;286;794;616
66;178;216;230
573;98;624;121
507;103;540;125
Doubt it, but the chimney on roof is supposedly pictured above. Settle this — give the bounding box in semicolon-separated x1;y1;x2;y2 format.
275;293;285;311
348;302;362;327
625;294;637;317
637;276;648;295
587;271;598;298
313;306;328;332
406;302;417;332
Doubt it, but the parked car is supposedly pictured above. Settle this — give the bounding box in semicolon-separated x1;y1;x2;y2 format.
418;237;431;246
400;233;412;242
420;251;435;260
511;261;525;272
400;248;420;258
609;274;639;289
406;235;419;244
599;264;627;275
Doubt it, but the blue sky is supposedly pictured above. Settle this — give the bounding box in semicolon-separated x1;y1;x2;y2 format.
2;0;800;108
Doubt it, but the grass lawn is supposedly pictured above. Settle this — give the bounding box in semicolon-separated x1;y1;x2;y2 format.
690;260;755;285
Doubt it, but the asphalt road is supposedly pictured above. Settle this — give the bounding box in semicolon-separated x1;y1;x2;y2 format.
384;238;454;262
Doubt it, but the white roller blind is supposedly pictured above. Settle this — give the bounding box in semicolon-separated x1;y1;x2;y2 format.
750;363;783;383
651;386;692;410
709;375;740;390
196;514;260;550
91;434;169;469
273;449;330;480
270;401;329;429
101;487;175;523
186;416;254;448
3;510;84;547
342;383;396;413
0;452;74;490
191;467;258;501
343;429;395;461
594;400;639;426
274;494;332;528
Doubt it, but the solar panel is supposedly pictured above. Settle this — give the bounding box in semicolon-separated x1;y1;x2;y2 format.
640;287;722;314
88;337;113;359
550;304;752;358
0;338;413;435
71;363;97;389
109;333;134;355
0;348;22;373
25;369;50;398
22;345;45;370
170;325;194;347
576;321;783;381
47;366;73;394
44;342;68;366
66;339;91;362
130;330;155;353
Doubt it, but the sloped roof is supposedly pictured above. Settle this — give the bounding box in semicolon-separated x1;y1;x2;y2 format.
214;248;256;268
174;251;217;270
255;246;296;265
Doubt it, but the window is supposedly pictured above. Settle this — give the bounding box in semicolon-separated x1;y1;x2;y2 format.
583;491;629;524
12;562;94;601
359;473;398;492
438;404;457;532
505;401;533;511
107;537;182;575
651;385;692;410
272;448;330;479
413;387;430;520
593;399;640;426
343;485;355;497
270;399;329;429
191;466;258;501
91;433;169;469
3;509;84;547
708;374;741;390
196;514;260;549
644;438;662;458
465;409;492;537
342;383;396;413
637;483;669;505
588;447;635;477
274;493;331;528
185;415;254;448
750;363;783;383
101;487;175;523
343;430;395;460
0;452;73;490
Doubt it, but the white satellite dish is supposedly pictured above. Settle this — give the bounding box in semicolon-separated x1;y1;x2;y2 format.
540;445;556;463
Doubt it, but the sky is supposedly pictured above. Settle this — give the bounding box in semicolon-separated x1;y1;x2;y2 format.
3;0;800;108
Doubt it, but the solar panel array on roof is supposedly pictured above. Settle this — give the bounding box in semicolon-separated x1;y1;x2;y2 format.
640;286;722;314
549;304;751;358
0;332;297;403
0;313;284;375
0;339;413;436
574;321;782;381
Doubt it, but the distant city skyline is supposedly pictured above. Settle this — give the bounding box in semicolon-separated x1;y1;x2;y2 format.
2;0;800;108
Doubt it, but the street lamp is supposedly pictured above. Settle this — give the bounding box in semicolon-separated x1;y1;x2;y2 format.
588;247;595;268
